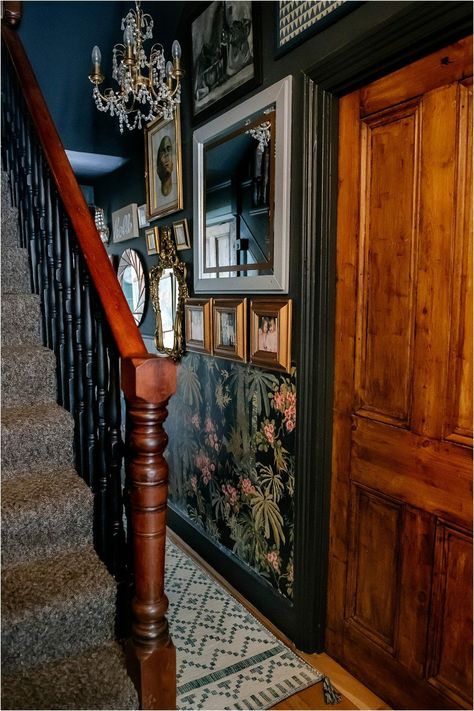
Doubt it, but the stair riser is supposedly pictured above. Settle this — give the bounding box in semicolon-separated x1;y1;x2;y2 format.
1;294;42;346
1;591;116;675
1;411;74;478
1;347;57;407
1;247;30;294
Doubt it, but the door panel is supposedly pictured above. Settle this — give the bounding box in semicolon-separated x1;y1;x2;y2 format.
327;37;473;710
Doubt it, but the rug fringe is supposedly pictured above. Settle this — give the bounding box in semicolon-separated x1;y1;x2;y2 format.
322;675;343;705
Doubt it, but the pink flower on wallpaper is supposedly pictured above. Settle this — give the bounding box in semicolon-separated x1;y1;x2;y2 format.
222;483;239;509
267;551;280;571
195;451;215;485
273;390;286;412
191;414;200;429
240;478;256;495
263;420;275;444
190;475;198;492
204;417;215;433
284;404;296;431
206;431;219;450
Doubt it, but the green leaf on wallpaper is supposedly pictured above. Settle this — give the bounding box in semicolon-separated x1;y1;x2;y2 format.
178;363;203;408
250;489;285;545
247;369;279;418
256;463;285;502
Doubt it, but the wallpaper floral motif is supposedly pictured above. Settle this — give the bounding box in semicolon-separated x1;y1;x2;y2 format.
165;353;296;600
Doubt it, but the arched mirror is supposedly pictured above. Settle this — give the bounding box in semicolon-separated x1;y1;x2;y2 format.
117;248;147;326
150;227;189;360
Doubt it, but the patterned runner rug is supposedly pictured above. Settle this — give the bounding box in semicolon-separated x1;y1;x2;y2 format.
165;538;332;710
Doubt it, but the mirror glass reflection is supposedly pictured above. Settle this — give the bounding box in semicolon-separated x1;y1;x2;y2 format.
117;248;146;326
203;106;275;279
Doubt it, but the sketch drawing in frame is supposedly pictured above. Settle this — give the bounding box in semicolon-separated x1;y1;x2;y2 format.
173;218;191;251
191;1;260;121
185;298;212;354
250;298;292;372
212;298;247;362
145;226;160;255
145;108;183;220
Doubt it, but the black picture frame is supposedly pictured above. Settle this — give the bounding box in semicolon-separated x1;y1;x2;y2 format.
191;1;261;124
274;1;363;58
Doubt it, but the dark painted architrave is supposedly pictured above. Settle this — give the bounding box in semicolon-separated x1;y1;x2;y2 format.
167;503;296;638
294;0;473;653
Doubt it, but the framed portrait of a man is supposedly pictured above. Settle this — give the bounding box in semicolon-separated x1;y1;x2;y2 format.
145;108;183;220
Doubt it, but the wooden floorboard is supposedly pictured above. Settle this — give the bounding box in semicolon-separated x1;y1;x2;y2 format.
167;528;391;711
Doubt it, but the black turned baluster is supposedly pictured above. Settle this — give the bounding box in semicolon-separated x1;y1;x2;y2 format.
24;121;39;294
31;142;44;310
16;101;28;248
37;154;50;347
95;312;109;562
62;217;75;413
45;171;57;352
9;76;20;208
1;65;12;178
82;269;96;489
108;345;126;579
73;243;85;480
53;194;66;407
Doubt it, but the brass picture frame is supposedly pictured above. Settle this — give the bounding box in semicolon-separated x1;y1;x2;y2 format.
250;298;292;372
145;107;183;220
185;298;212;354
145;226;160;255
173;218;191;251
212;298;247;363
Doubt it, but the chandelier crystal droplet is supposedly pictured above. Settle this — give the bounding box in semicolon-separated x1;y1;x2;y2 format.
88;0;183;133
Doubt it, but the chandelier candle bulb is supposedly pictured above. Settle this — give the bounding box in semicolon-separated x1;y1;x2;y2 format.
88;0;183;132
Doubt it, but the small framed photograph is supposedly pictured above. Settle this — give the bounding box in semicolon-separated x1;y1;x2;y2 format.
185;298;212;354
138;203;150;228
250;298;292;372
173;218;191;251
145;226;160;255
213;298;247;362
145;107;183;220
111;203;139;243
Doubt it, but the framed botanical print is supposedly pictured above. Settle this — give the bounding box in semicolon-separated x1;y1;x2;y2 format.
191;1;261;122
212;298;247;362
250;298;292;372
145;107;183;220
173;218;191;251
185;298;212;354
145;226;160;255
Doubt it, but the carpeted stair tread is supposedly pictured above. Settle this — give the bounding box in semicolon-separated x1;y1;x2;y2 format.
1;641;139;710
1;344;57;407
2;545;117;674
1;402;74;477
1;245;30;293
2;468;93;566
1;203;20;247
1;292;42;345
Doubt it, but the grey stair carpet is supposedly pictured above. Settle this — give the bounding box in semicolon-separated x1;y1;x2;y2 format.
1;171;138;709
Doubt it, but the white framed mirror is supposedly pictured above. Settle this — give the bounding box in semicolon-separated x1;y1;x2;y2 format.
193;75;292;293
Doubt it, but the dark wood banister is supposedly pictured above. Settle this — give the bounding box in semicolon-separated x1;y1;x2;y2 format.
2;5;177;709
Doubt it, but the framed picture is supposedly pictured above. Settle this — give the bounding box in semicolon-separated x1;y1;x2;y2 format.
250;298;292;372
145;107;183;220
138;203;150;228
191;1;261;122
173;218;191;251
275;1;362;57
185;298;212;354
111;203;139;243
212;298;247;362
145;226;160;255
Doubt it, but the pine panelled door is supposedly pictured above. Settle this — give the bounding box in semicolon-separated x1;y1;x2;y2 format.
327;38;473;710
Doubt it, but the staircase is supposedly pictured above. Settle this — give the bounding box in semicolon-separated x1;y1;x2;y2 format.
1;171;139;709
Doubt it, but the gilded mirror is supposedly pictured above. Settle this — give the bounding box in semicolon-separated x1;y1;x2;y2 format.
150;227;189;360
193;75;292;293
117;248;147;326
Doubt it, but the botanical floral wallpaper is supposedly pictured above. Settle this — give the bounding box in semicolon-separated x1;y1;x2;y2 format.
165;353;297;600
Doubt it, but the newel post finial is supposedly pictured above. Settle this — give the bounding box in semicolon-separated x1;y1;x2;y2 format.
121;354;177;710
2;1;22;28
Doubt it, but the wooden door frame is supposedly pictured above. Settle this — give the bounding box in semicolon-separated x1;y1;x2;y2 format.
294;0;472;653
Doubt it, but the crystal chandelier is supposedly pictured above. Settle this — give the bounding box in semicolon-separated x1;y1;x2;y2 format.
88;0;183;133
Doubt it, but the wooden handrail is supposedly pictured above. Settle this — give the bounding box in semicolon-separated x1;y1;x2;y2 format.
1;23;146;359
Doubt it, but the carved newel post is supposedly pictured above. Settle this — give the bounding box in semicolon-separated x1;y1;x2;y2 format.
121;354;177;710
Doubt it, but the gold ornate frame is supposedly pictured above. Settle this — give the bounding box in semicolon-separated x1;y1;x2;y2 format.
149;227;189;361
212;298;247;362
145;107;183;220
249;298;292;372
